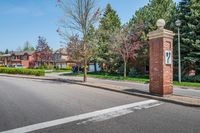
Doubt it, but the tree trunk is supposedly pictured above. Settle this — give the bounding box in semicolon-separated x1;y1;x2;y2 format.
77;64;80;73
83;59;87;82
94;62;97;72
124;60;127;78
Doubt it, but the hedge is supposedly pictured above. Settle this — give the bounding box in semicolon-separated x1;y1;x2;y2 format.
0;67;45;76
174;74;200;83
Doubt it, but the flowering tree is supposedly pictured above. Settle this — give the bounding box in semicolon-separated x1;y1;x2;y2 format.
57;0;100;82
111;24;143;77
66;35;83;65
66;29;98;71
35;36;53;66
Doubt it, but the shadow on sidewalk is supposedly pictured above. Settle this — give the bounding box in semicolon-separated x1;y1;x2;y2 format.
124;88;162;97
124;88;150;95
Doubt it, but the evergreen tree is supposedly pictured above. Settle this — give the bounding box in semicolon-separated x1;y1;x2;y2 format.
5;49;9;54
129;0;176;74
97;4;121;72
99;4;121;32
132;0;176;33
176;0;200;75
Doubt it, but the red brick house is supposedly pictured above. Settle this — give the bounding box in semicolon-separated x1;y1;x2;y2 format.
0;51;35;68
0;49;74;69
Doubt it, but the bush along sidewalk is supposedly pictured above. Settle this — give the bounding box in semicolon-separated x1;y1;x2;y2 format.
0;67;45;76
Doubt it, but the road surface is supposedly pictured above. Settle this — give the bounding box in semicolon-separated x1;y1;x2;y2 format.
0;77;199;133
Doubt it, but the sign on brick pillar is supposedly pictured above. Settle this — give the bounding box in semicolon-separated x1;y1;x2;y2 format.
148;19;175;96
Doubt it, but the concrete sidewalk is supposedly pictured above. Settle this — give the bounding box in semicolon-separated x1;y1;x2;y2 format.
46;72;200;99
46;73;200;107
0;73;200;107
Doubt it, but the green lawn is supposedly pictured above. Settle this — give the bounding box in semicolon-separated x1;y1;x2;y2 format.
71;72;200;88
45;69;72;73
53;69;72;73
72;72;149;83
174;81;200;88
86;73;149;83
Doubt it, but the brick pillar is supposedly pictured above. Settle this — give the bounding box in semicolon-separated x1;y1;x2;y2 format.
148;27;175;96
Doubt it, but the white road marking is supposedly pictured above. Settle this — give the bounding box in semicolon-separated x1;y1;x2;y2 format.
1;100;162;133
77;109;133;125
77;101;163;125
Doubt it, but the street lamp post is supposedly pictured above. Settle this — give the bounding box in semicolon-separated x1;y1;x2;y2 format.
175;19;181;83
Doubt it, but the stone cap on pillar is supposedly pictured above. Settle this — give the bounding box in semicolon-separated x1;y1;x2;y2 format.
148;29;175;40
148;19;175;40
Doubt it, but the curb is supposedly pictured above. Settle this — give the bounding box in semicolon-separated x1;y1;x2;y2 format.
0;74;200;107
74;83;200;108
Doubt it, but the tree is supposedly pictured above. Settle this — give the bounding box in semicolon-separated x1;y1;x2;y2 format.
175;0;200;75
129;0;176;74
23;41;34;51
111;24;143;77
67;27;98;72
99;4;121;32
97;4;121;72
5;49;9;54
133;0;176;32
86;26;99;72
35;36;53;66
66;35;83;66
57;0;100;82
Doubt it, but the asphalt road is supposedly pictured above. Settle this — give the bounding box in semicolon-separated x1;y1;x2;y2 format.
0;77;199;133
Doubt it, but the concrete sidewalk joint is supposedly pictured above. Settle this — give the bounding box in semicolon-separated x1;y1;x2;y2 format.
0;74;199;107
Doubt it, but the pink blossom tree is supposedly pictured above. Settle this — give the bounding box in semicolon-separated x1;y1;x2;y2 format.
111;24;144;77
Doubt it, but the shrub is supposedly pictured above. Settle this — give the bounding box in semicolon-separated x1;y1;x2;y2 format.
174;74;200;83
182;75;200;82
52;65;72;70
66;66;72;70
37;65;45;70
47;64;54;70
0;67;45;76
128;68;138;77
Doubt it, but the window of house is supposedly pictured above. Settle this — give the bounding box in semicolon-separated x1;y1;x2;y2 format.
23;55;28;60
12;56;15;60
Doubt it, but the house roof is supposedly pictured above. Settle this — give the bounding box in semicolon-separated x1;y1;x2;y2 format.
11;51;35;56
0;54;11;57
0;51;35;57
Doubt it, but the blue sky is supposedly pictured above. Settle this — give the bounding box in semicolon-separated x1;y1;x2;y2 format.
0;0;180;52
